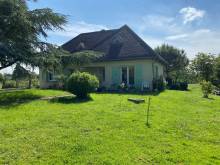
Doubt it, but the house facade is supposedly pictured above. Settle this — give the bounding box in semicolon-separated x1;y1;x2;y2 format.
40;25;167;90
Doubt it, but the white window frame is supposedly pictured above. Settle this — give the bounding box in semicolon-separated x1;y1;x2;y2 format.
121;66;134;86
47;70;57;82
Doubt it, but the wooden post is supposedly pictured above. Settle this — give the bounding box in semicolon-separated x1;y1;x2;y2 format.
146;97;151;127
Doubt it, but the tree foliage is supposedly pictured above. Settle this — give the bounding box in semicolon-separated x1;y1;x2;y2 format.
0;73;4;82
0;0;67;70
155;44;189;81
215;55;220;81
61;51;103;71
191;53;215;81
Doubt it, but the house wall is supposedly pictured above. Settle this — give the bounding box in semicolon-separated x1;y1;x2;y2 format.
85;59;164;89
39;59;165;89
39;69;59;88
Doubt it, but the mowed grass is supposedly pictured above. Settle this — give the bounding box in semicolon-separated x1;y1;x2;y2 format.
0;85;220;164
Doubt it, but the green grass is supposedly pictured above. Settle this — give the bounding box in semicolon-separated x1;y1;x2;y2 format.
0;85;219;164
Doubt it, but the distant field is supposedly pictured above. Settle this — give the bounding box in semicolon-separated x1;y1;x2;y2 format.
0;85;219;164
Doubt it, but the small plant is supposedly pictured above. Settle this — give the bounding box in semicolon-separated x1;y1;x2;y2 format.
153;76;165;91
200;80;213;98
118;82;128;92
66;72;99;98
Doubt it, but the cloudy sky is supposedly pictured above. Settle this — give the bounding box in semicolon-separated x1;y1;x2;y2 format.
1;0;220;73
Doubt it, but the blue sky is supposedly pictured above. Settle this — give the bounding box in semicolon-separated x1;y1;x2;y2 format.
1;0;220;73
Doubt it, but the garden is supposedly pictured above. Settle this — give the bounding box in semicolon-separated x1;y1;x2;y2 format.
0;84;219;164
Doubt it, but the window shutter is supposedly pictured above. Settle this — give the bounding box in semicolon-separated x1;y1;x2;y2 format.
111;67;121;85
135;64;142;87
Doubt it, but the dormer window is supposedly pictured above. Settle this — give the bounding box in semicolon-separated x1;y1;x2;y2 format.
76;42;85;51
112;35;123;44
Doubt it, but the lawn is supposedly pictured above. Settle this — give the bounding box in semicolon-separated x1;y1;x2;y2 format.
0;85;219;164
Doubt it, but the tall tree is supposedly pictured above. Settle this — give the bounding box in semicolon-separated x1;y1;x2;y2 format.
0;0;67;70
215;55;220;81
155;44;189;82
191;53;215;81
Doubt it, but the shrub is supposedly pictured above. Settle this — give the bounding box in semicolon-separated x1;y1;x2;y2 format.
66;72;99;98
153;77;165;91
97;86;106;92
200;80;213;98
168;82;188;91
179;82;188;91
3;80;16;89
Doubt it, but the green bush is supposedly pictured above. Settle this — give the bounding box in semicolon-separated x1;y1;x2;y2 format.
200;80;213;98
168;82;188;91
153;76;165;91
3;80;16;89
66;72;99;98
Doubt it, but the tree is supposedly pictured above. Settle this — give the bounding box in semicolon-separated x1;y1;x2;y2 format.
12;63;29;88
0;0;67;70
0;73;4;88
0;73;4;82
61;51;103;71
215;55;220;81
191;53;215;81
155;44;189;82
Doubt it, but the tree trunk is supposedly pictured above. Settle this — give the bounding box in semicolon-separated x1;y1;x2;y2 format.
28;75;32;89
16;79;19;88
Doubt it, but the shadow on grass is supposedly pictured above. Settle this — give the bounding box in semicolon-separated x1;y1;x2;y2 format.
0;90;41;109
204;97;215;100
50;96;93;104
96;90;163;96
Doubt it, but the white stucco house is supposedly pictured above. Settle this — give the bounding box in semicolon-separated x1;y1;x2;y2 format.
39;25;167;90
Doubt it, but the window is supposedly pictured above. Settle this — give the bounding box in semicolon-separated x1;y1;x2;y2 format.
101;67;105;82
121;66;134;85
155;66;159;79
47;71;56;81
129;66;134;85
122;67;127;84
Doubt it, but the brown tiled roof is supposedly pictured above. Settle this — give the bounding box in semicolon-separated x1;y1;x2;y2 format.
62;25;167;64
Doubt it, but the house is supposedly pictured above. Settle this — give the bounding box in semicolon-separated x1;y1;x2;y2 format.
39;25;167;90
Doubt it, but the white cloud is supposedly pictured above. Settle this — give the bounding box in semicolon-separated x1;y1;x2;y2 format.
52;21;109;38
138;15;181;34
142;15;174;28
164;29;220;58
141;36;163;48
165;34;188;40
179;7;205;24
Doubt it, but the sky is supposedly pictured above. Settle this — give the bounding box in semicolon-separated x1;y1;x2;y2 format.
1;0;220;73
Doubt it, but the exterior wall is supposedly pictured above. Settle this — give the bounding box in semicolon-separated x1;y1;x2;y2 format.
39;68;59;88
39;59;165;90
85;59;165;89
